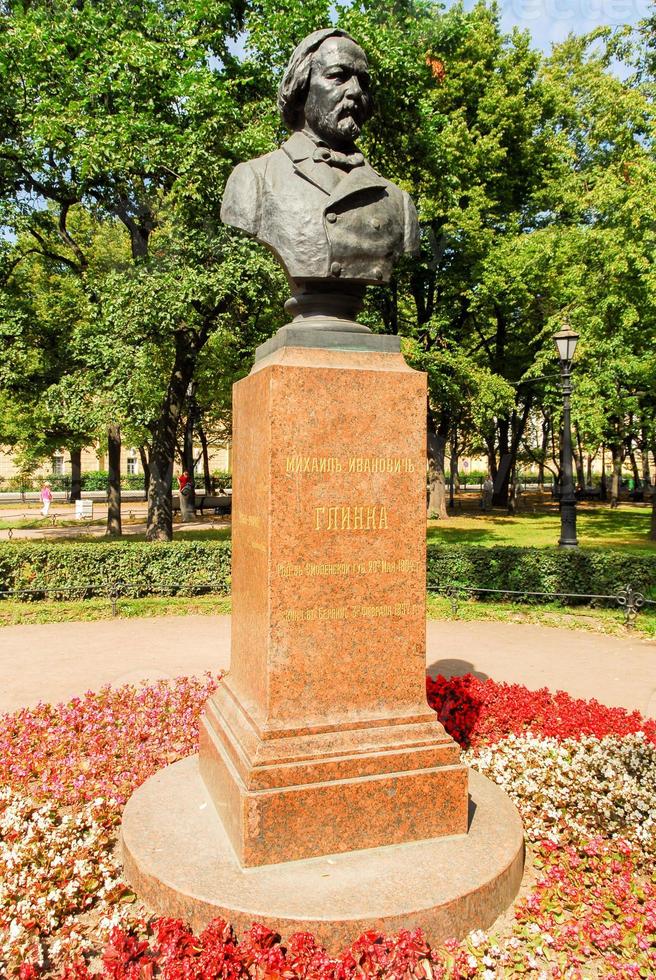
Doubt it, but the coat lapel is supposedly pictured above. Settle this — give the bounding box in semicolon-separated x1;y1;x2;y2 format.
283;132;335;196
325;165;388;208
282;132;388;203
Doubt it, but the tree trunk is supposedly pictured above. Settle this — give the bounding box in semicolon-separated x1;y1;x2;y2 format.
610;444;622;509
106;424;122;537
507;462;519;515
179;489;196;521
139;445;150;501
427;407;448;520
574;427;585;489
642;449;651;493
453;454;460;494
551;425;561;485
586;454;593;487
641;434;651;494
148;446;175;540
600;444;607;501
146;341;196;541
482;430;498;485
651;467;656;540
179;486;196;521
179;400;196;522
538;417;550;490
70;448;82;502
198;423;213;494
629;445;640;487
449;427;459;510
493;398;532;507
494;417;511;506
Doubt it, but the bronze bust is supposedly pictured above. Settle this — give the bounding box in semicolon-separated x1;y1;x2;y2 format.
221;28;419;326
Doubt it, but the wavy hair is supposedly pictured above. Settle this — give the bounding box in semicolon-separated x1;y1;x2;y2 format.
277;28;369;130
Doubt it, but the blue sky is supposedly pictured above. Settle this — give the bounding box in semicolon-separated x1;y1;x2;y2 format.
461;0;652;51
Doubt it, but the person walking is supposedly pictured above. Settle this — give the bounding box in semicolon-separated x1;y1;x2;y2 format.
39;481;53;517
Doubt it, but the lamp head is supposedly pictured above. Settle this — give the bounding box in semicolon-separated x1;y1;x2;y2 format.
553;324;579;364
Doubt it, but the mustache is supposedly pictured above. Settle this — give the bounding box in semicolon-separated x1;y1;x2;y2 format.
335;98;368;122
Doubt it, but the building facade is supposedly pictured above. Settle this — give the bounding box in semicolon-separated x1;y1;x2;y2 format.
0;444;231;484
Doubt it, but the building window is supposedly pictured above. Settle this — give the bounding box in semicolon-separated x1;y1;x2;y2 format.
52;454;64;476
127;457;138;475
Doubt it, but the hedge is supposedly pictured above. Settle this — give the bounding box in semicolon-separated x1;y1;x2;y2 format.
426;543;655;603
0;540;653;604
80;472;147;491
0;541;231;600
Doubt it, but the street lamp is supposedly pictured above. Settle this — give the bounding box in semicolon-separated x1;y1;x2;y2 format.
552;323;580;547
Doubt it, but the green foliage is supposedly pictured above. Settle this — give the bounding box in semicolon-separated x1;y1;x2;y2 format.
1;539;652;606
426;544;656;603
0;541;231;600
211;469;232;490
0;0;287;538
79;471;145;491
1;0;655;533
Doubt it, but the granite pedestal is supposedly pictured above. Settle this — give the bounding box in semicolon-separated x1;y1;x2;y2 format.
122;758;524;950
122;332;524;944
199;342;468;865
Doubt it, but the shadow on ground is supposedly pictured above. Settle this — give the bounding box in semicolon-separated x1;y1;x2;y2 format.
427;658;489;682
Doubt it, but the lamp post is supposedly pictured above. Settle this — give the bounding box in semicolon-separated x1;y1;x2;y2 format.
553;324;580;547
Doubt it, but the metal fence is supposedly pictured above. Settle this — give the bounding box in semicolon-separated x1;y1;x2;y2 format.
429;583;655;628
0;582;222;616
1;579;654;628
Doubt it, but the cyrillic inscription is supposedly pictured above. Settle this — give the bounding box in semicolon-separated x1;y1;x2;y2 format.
347;457;414;473
285;455;415;476
286;456;342;473
314;504;388;531
276;559;420;577
281;601;423;623
237;513;260;527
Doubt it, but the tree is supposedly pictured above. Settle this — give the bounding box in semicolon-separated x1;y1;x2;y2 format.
0;221;100;491
0;0;292;538
341;0;569;514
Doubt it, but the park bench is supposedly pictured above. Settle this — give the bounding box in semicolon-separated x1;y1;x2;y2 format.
576;486;602;501
172;493;231;516
197;494;232;515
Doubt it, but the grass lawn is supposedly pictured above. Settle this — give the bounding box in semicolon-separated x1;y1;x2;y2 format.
428;501;655;553
0;517;107;531
1;591;653;637
0;593;231;625
3;507;652;551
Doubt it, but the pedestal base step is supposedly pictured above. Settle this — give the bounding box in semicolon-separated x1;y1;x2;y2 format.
121;757;524;950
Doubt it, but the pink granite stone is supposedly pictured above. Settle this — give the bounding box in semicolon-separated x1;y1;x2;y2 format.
198;346;468;866
121;758;525;949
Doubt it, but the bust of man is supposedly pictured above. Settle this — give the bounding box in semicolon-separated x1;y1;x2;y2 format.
220;28;419;312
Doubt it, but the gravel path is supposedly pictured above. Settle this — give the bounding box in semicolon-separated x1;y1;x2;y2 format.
1;615;654;717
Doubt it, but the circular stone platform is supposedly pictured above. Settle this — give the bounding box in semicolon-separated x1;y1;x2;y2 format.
121;756;524;949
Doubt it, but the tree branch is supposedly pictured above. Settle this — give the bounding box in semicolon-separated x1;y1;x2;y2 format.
58;203;88;270
27;227;81;272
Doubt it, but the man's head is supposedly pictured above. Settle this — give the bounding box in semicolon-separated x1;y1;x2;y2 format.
278;29;372;148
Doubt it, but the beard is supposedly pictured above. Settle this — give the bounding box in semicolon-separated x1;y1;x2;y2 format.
304;98;368;148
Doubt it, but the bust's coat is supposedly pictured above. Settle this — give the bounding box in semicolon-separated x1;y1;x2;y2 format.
220;130;419;284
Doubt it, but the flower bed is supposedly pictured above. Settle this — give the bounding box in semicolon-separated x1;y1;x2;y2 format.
1;674;654;978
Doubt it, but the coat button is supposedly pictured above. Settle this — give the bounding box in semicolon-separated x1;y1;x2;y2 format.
326;212;337;223
373;267;383;280
372;218;381;229
330;262;342;277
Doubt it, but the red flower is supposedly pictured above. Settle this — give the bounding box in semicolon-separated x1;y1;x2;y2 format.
426;674;656;748
101;927;158;980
